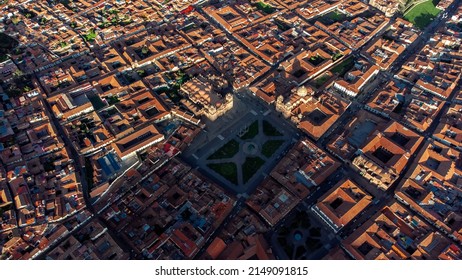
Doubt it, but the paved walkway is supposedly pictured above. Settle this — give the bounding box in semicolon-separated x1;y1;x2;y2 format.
203;115;296;193
204;118;288;186
182;95;299;194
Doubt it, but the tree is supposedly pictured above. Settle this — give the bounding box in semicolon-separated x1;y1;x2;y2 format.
11;16;20;25
13;69;23;77
141;45;149;54
136;69;146;77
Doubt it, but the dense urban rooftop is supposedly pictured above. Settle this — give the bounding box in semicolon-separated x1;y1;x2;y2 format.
0;0;461;260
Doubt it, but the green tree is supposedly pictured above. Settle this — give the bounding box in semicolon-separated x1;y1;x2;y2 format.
13;69;23;77
136;69;146;77
11;16;20;25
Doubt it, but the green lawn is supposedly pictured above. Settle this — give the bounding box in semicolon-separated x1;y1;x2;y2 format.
208;139;240;160
330;56;355;76
240;121;259;140
263;120;283;136
255;1;276;14
312;73;331;88
309;54;326;66
207;162;238;185
88;95;106;110
332;52;343;61
242;156;265;183
84;29;97;41
318;10;346;25
326;11;346;22
404;0;441;29
262;140;284;158
106;96;119;105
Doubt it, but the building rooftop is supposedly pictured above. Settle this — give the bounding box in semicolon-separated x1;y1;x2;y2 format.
342;202;433;260
352;120;423;190
111;124;164;160
289;91;350;140
271;139;341;195
333;59;379;97
99;158;234;259
2;0;462;260
201;35;270;89
361;18;419;69
314;5;389;50
433;103;462;150
396;32;462;100
247;178;300;226
313;178;372;232
395;140;462;238
412;231;461;260
326;109;386;161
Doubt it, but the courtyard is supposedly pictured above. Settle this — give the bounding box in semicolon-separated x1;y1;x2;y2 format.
273;210;335;260
205;119;287;186
182;94;299;194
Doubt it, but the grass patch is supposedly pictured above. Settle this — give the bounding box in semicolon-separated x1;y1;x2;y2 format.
255;1;276;14
326;11;345;21
240;121;259;140
262;140;284;158
84;29;97;41
404;0;441;29
207;162;238;185
309;227;322;237
330;56;355;76
277;235;293;258
263;120;283;136
318;10;346;25
309;54;326;66
208;139;240;160
332;52;343;61
242;156;265;183
88;95;106;110
312;73;331;88
182;23;196;32
105;95;119;105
